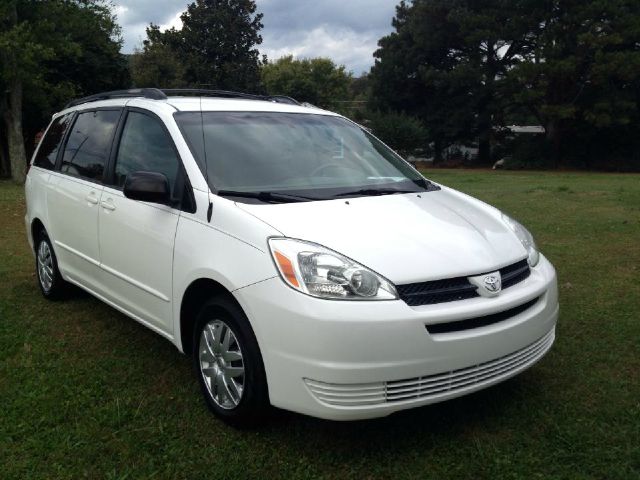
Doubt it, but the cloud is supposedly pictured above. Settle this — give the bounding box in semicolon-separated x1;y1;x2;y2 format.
115;0;398;73
114;1;188;52
262;25;384;75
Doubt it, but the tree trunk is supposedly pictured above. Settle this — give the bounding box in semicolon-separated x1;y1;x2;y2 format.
433;138;443;165
3;80;27;183
478;134;491;165
0;125;10;178
477;94;493;165
546;119;561;169
2;0;27;183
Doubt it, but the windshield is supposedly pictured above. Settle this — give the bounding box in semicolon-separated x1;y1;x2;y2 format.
174;111;431;201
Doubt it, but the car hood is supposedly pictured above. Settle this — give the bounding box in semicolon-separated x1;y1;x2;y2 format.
237;187;528;284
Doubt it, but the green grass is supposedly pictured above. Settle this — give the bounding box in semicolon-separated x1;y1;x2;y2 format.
1;170;639;479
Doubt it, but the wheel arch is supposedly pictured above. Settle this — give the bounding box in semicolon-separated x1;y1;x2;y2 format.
31;218;46;251
179;278;251;355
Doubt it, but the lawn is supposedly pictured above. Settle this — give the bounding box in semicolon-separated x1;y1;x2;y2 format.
1;170;638;479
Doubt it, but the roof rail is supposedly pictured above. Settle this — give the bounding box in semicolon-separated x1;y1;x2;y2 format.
162;88;263;100
64;88;167;109
267;95;300;105
63;88;301;109
162;88;301;105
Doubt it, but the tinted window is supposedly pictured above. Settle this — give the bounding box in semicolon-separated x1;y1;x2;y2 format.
175;112;425;195
114;112;180;195
61;110;120;181
33;114;72;170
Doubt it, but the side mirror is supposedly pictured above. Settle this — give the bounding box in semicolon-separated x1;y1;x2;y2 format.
123;171;170;205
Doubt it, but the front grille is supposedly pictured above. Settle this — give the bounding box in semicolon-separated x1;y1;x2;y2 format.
305;329;555;408
397;259;530;306
500;259;531;289
425;297;539;334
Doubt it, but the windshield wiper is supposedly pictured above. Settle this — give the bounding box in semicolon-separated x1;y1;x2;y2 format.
216;190;318;203
334;188;420;198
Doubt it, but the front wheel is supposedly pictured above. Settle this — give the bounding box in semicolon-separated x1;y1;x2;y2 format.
193;296;269;426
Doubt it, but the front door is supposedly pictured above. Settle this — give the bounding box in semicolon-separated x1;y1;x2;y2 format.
97;110;185;335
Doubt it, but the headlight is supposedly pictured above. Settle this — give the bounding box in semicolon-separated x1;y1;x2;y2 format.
268;238;398;300
502;214;540;267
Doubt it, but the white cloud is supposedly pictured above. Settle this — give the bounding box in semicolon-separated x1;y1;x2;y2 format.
159;10;184;31
262;25;382;75
114;1;187;52
114;0;398;73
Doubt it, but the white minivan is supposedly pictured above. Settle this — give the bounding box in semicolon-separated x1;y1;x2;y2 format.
25;88;558;424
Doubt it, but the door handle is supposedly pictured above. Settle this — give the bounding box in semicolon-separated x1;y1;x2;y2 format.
85;193;99;205
100;200;116;211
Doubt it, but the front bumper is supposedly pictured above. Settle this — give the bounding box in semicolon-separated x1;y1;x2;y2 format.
234;255;558;420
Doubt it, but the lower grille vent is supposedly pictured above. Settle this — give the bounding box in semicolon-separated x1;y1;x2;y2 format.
304;329;555;408
425;297;539;334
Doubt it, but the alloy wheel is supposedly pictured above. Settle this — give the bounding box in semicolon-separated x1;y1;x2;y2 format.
198;319;245;409
37;240;54;292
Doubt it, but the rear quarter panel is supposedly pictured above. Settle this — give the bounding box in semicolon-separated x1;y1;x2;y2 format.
25;167;53;255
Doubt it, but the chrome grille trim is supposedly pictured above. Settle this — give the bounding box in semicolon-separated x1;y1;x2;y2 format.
305;329;554;408
397;259;531;306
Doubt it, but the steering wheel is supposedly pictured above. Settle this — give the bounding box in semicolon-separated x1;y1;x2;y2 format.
310;162;350;177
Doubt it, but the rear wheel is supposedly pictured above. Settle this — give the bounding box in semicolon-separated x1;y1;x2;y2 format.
193;295;269;426
35;231;68;300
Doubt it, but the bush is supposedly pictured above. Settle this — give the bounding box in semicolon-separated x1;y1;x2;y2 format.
363;111;428;155
505;135;552;169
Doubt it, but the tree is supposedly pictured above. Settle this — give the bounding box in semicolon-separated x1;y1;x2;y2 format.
0;0;44;182
366;110;428;155
130;43;185;88
371;0;640;169
0;0;129;182
145;0;264;91
262;56;352;111
508;0;640;168
370;0;543;164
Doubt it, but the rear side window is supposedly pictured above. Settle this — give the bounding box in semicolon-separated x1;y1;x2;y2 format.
33;114;72;170
61;110;120;182
114;111;180;194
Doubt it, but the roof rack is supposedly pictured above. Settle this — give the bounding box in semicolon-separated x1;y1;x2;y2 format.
63;87;301;109
162;88;263;100
161;89;301;105
64;88;167;109
267;95;301;105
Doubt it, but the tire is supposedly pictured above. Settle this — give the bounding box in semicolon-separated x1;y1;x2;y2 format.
192;295;269;427
35;230;69;300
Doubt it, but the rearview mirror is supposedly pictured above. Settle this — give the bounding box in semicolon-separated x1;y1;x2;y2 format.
123;171;170;205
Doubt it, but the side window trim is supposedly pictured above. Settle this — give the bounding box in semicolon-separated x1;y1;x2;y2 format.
54;111;78;171
31;116;58;170
55;107;124;184
107;106;196;214
104;108;129;186
32;112;75;171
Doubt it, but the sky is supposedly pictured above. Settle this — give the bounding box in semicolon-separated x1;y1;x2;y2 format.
113;0;399;76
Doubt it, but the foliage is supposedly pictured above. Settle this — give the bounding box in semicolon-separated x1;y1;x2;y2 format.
370;0;535;163
143;0;264;91
507;0;640;168
130;44;185;88
262;56;353;111
370;0;640;170
1;0;129;121
365;110;428;154
503;135;552;169
0;0;130;181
